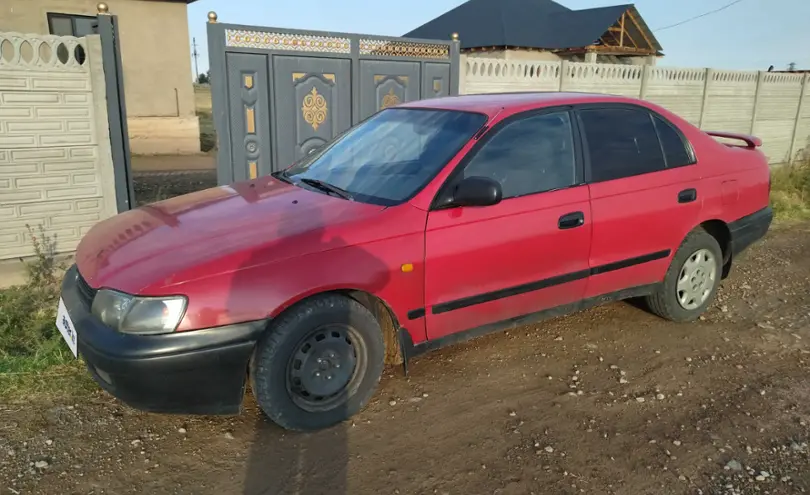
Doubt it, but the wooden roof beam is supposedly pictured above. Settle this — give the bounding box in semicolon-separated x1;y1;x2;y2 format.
621;26;638;48
625;8;655;50
553;45;657;56
603;31;621;46
607;15;638;48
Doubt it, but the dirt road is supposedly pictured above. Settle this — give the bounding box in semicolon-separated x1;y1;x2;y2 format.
2;223;810;495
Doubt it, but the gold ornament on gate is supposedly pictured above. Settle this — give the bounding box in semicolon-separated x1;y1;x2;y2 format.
302;87;327;131
381;88;400;109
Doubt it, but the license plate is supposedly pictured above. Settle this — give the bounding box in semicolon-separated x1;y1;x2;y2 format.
55;298;78;358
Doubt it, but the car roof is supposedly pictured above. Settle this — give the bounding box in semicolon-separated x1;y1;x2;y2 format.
399;91;647;117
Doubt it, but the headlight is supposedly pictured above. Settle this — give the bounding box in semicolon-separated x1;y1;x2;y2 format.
91;289;187;335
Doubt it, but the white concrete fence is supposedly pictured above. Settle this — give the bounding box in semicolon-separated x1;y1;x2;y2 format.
0;32;117;262
461;57;810;165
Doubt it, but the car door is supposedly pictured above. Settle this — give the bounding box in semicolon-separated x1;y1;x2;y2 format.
577;104;702;299
423;109;592;340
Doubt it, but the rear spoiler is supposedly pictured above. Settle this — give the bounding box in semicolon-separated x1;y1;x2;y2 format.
705;131;762;149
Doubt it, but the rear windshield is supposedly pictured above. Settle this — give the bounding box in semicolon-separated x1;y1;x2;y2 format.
282;108;487;206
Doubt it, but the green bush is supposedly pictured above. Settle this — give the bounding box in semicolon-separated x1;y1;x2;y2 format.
770;158;810;221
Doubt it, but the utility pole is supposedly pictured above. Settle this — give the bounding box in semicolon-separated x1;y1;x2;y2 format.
192;37;200;82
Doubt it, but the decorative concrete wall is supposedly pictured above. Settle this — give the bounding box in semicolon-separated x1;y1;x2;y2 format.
0;32;117;261
462;56;810;164
0;0;201;155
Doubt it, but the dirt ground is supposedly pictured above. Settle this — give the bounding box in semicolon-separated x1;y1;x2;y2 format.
2;223;809;495
131;154;215;173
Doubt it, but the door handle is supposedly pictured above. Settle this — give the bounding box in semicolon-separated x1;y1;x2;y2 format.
678;188;697;203
558;211;585;230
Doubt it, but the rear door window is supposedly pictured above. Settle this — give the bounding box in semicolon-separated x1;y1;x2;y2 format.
579;107;666;182
653;115;694;168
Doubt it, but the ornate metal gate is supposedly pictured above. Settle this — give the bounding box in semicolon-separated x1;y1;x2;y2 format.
206;15;460;185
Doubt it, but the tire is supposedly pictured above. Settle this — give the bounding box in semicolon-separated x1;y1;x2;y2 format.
249;294;385;431
645;229;723;322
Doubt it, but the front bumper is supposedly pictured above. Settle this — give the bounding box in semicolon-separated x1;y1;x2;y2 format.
61;265;267;415
729;206;773;257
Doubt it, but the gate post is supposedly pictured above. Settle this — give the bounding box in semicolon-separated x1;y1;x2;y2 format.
95;3;135;211
206;12;233;185
450;32;461;96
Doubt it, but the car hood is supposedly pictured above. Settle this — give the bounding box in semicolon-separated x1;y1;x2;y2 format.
75;178;385;294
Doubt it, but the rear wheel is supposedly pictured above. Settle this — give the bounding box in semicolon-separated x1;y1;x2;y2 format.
250;294;385;431
646;229;723;322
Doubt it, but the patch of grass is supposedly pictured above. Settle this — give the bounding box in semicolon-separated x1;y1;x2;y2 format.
770;158;810;221
194;84;212;112
0;226;93;400
198;110;216;152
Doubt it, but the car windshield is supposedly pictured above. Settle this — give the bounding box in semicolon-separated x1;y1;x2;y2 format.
281;108;487;206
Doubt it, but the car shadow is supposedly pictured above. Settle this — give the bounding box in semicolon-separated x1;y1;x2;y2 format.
224;179;391;494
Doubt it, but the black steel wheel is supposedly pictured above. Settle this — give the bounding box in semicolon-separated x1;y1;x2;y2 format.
250;294;385;431
286;324;365;412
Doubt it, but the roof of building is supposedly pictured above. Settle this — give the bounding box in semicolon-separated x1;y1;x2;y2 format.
404;0;662;54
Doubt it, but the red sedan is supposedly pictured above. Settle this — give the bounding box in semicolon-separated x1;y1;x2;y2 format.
56;92;772;431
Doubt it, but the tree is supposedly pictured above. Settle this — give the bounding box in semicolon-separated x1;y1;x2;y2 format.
787;62;797;72
197;70;210;84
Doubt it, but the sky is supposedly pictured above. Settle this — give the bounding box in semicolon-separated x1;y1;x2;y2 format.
187;0;810;78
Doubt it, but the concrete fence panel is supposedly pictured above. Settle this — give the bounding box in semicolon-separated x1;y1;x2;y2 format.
702;70;758;135
564;62;643;97
755;73;805;163
643;67;706;126
790;74;810;161
462;56;561;94
461;56;810;164
0;32;117;261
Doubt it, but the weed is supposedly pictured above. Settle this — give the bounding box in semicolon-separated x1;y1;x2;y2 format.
770;158;810;221
23;224;60;286
0;226;91;400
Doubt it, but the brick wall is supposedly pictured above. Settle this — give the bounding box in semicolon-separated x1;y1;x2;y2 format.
462;56;810;164
0;32;117;261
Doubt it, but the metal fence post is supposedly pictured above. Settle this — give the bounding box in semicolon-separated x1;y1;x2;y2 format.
698;68;713;130
95;2;134;211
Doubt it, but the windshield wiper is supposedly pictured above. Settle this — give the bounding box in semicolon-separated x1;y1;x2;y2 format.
271;170;293;184
298;178;353;200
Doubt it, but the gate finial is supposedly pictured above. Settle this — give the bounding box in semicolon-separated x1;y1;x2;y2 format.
208;11;218;23
97;2;109;14
451;32;459;41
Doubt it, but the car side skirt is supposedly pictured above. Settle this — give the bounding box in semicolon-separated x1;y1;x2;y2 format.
408;250;671;319
399;283;660;363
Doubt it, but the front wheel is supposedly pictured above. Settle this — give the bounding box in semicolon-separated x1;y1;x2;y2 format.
250;294;385;431
646;229;723;322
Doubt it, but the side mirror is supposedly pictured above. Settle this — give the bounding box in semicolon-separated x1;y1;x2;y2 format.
450;176;502;207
